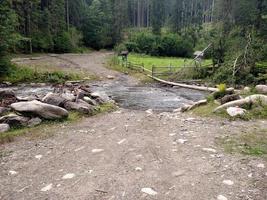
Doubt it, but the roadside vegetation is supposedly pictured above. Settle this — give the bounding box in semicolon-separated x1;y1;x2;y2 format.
218;128;267;158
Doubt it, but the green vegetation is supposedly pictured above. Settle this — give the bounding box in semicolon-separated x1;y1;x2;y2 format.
128;53;212;70
218;129;267;157
1;64;82;84
0;103;117;144
108;56;153;83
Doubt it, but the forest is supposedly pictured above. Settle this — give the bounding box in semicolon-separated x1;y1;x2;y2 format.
0;0;267;85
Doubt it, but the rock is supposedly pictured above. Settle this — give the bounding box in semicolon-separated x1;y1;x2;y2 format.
220;94;241;105
226;107;246;117
0;114;30;127
90;92;110;103
0;89;17;106
217;195;228;200
64;100;94;114
27;117;42;127
0;107;10;116
0;123;10;133
62;173;75;179
223;180;234;186
255;85;267;94
202;148;217;153
181;104;191;112
61;93;75;102
243;87;251;93
42;93;67;107
41;184;53;192
0;89;16;99
83;96;98;106
107;75;115;79
10;100;69;119
141;188;158;196
92;149;104;153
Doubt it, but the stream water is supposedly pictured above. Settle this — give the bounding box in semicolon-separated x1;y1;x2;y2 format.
3;78;208;112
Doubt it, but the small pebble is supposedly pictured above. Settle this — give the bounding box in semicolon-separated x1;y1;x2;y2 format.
92;149;104;153
223;180;234;186
41;184;53;192
62;173;75;179
141;188;158;196
8;170;18;175
257;163;265;168
217;195;228;200
35;155;43;160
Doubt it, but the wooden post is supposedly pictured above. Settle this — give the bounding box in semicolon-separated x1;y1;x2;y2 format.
152;65;155;77
142;63;145;72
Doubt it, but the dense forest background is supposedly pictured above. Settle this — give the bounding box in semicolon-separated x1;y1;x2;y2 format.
1;0;267;84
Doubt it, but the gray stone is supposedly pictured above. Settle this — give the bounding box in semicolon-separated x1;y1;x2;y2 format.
61;93;75;102
83;96;98;106
10;100;69;119
226;107;246;117
0;114;30;127
0;123;10;133
0;107;10;116
42;93;67;106
220;94;241;105
255;85;267;94
64;99;94;114
27;117;42;127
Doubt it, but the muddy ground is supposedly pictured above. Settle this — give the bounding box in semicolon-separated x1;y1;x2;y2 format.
1;52;267;200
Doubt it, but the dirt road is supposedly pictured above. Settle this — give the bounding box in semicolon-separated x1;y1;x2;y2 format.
1;52;267;200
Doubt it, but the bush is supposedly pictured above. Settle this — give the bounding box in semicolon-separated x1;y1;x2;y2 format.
0;56;12;77
54;31;74;53
123;31;194;57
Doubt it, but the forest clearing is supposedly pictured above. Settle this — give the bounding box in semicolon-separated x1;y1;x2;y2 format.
0;0;267;200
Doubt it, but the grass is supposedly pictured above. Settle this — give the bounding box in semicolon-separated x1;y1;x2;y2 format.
0;103;117;144
128;53;212;71
107;56;154;83
218;128;267;157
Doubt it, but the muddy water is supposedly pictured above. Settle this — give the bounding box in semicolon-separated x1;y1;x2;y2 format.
3;80;207;112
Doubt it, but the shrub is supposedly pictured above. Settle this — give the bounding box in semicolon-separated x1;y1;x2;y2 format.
124;31;194;57
54;31;73;53
0;56;11;77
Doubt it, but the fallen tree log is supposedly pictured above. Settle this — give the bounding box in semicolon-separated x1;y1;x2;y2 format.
214;94;267;112
148;75;235;92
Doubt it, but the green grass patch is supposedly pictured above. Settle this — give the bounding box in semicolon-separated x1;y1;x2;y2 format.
128;53;212;71
1;65;83;84
107;56;154;83
218;129;267;157
0;103;117;144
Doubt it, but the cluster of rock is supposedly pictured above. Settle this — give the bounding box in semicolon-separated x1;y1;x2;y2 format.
180;84;267;118
214;84;267;117
0;83;110;133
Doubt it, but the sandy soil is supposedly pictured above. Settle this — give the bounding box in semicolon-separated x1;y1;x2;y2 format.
1;52;267;200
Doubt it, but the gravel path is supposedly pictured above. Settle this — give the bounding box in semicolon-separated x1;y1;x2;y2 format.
1;52;267;200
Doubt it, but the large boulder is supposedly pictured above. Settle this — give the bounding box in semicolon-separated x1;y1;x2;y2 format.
10;100;69;119
0;123;10;133
255;85;267;94
0;114;30;127
64;99;94;114
42;93;67;107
